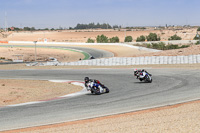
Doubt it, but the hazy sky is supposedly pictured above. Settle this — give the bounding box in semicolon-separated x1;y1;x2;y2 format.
0;0;199;29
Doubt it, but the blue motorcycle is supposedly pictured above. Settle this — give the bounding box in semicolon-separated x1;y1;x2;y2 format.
87;81;109;95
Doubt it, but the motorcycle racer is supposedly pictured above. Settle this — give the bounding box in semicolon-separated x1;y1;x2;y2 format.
84;77;103;92
139;69;147;79
139;69;152;79
134;69;141;79
134;69;152;81
84;77;109;94
84;77;104;88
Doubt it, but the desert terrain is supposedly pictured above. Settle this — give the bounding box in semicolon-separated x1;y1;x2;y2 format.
0;27;198;43
0;29;200;132
0;47;85;63
0;79;82;106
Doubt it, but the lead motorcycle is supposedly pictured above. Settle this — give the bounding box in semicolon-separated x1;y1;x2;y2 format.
134;69;152;83
139;72;152;83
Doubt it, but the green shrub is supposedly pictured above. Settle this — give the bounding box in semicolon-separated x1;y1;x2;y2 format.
197;27;200;31
151;42;165;50
146;43;151;48
136;35;146;42
168;34;182;40
109;36;119;43
86;38;95;43
179;45;190;48
166;44;179;49
151;43;159;49
146;33;160;41
157;42;166;50
96;34;109;43
124;36;133;42
143;42;189;50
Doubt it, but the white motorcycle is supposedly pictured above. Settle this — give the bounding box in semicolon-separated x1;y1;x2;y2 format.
138;71;152;83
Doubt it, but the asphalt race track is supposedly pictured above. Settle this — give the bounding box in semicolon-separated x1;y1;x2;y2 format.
0;68;200;131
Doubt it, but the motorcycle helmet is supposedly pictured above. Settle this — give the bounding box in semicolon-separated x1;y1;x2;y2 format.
134;69;138;76
84;77;89;83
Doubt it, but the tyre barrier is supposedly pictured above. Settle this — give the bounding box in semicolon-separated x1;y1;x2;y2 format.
29;55;200;66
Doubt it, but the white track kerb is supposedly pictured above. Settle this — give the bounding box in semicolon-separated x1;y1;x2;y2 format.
49;80;88;98
6;80;87;107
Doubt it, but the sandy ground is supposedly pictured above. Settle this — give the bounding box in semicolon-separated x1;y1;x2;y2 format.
1;41;200;132
0;47;84;62
134;44;200;57
0;79;82;106
72;45;152;57
0;28;198;43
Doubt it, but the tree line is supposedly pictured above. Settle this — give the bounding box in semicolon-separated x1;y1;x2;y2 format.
72;23;113;29
7;27;56;31
86;33;184;43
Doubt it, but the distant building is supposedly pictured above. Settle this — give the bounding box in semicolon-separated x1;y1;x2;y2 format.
10;27;15;31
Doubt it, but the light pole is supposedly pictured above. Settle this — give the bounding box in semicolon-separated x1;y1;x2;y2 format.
124;29;127;42
33;41;37;62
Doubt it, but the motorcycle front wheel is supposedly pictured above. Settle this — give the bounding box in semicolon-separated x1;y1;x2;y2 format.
104;87;109;93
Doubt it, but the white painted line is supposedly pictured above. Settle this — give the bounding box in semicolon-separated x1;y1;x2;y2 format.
49;80;76;83
8;101;43;107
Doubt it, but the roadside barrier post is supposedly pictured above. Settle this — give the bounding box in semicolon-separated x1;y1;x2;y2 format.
33;41;37;62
